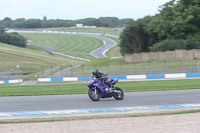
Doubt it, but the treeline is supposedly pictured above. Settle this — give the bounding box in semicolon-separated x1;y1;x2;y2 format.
0;26;26;47
0;17;132;28
120;0;200;55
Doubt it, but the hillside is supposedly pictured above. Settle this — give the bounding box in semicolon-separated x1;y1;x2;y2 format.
0;43;84;79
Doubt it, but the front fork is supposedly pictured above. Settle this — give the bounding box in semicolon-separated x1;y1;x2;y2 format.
94;88;97;94
90;87;97;94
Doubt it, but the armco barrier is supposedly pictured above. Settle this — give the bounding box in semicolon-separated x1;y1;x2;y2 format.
37;72;200;82
0;79;23;84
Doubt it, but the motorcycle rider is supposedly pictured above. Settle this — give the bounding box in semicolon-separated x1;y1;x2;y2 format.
92;69;112;92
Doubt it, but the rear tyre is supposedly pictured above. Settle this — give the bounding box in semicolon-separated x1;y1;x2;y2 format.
88;89;100;101
113;87;124;100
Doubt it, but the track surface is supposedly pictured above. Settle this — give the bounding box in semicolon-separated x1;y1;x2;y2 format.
89;35;117;58
0;89;200;112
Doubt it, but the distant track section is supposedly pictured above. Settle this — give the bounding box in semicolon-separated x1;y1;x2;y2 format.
42;30;118;58
7;29;119;59
87;35;117;58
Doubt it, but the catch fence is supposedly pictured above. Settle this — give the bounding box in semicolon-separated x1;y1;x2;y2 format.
0;69;23;81
40;59;200;78
1;60;199;80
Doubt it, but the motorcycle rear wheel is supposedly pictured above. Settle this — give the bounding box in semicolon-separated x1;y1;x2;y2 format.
113;87;124;100
88;89;101;101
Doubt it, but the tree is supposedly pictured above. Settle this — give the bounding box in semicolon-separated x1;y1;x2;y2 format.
120;17;152;55
0;32;26;47
149;0;200;40
0;25;5;33
0;26;26;47
43;16;47;20
0;17;131;28
3;17;12;21
120;0;200;54
96;17;119;27
23;19;42;28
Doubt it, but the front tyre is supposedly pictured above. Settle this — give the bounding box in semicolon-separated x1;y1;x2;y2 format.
88;89;100;101
113;87;124;100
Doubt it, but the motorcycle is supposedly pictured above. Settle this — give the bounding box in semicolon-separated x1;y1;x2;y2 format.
87;76;124;101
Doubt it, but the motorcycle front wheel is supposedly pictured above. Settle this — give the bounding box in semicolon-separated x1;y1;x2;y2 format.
88;89;101;101
113;87;124;100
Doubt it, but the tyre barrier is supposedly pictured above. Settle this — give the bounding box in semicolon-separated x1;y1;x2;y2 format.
0;79;23;84
42;30;120;38
37;72;200;82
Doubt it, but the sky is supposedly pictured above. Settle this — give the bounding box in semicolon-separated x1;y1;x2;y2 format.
0;0;170;20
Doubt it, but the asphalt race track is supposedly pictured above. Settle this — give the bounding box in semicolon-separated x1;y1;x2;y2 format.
0;89;200;112
89;35;117;58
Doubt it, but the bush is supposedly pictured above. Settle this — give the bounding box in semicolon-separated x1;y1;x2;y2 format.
0;32;26;47
184;38;200;49
150;39;200;52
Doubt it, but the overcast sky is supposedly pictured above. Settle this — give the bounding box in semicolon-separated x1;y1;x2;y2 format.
0;0;170;20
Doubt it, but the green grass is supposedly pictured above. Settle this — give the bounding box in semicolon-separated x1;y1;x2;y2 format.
0;43;84;79
0;84;86;96
0;79;200;96
20;33;103;60
46;28;123;58
103;36;122;57
67;53;95;60
48;27;123;35
119;79;200;92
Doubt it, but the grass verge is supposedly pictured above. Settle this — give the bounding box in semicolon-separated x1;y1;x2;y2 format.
0;42;84;79
0;79;200;96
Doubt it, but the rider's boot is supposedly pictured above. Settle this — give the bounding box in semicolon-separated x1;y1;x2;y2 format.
105;88;109;92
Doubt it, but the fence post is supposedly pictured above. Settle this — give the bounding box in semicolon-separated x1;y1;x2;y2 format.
61;65;63;77
193;58;197;72
82;65;84;77
51;66;53;78
148;61;152;74
41;67;44;78
20;69;23;79
179;60;182;72
106;63;109;75
16;65;22;79
132;63;136;74
70;65;73;77
163;60;167;73
120;63;123;75
9;69;13;80
196;59;198;72
15;69;17;79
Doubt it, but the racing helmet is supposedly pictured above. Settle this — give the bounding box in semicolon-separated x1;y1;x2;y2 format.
92;69;99;76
